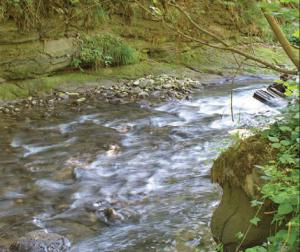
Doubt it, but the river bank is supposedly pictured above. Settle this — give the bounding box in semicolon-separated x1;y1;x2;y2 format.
0;62;276;118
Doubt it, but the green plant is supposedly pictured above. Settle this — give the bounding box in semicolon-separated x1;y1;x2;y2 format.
73;34;139;69
0;0;110;31
234;81;300;251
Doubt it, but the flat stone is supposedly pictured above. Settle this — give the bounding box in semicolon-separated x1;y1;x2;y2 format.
44;38;76;58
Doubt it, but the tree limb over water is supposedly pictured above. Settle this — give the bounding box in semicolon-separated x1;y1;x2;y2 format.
137;0;299;75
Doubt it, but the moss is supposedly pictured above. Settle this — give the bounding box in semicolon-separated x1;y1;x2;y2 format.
255;46;293;67
211;135;276;188
0;73;96;100
0;61;183;100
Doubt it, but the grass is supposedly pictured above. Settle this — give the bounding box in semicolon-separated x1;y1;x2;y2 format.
0;61;182;100
73;34;139;69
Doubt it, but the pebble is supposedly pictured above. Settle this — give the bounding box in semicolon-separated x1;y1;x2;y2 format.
0;75;202;116
76;97;86;103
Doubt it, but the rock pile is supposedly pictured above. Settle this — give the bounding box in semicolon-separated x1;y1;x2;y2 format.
0;75;202;116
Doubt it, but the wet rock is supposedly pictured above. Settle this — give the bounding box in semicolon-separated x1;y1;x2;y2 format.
138;91;149;98
103;208;124;221
95;207;125;225
106;144;121;156
85;199;136;225
9;230;71;252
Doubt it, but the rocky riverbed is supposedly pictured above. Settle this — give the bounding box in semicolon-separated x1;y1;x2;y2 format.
0;75;202;117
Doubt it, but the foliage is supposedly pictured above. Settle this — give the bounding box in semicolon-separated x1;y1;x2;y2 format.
0;0;133;31
284;26;300;47
240;81;300;251
72;34;139;69
208;0;297;45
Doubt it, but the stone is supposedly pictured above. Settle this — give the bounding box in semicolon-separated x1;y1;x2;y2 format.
76;97;86;103
211;136;277;252
66;92;80;97
103;208;124;221
44;38;76;58
9;230;71;252
138;91;149;98
211;183;274;252
133;80;140;86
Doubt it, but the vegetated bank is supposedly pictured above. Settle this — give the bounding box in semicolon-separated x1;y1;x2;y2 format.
211;79;299;252
0;0;294;100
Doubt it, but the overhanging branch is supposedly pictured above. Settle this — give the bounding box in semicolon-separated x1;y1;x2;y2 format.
138;0;298;75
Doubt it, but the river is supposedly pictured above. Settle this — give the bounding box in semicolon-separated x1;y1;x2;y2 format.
0;79;284;251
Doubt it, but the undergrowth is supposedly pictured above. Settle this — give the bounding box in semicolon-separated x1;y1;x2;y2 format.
0;0;133;31
239;80;300;252
72;34;139;69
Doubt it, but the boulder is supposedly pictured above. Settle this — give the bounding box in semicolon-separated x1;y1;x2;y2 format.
211;136;277;251
9;230;71;252
211;182;275;252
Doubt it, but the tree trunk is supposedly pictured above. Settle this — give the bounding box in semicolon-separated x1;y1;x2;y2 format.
263;11;300;70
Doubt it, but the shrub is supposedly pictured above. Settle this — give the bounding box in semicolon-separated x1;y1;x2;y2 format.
0;0;109;31
236;80;300;252
73;34;139;69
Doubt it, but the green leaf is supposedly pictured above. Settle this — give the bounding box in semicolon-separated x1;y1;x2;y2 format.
293;113;299;119
279;126;292;132
235;231;244;240
292;29;300;38
280;140;291;146
250;216;261;226
268;136;279;142
251;200;263;207
277;203;293;215
245;246;267;252
272;143;281;148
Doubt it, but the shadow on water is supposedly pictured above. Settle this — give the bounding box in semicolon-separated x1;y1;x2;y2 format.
0;81;286;251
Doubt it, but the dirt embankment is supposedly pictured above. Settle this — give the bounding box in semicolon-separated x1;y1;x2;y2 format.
0;1;289;100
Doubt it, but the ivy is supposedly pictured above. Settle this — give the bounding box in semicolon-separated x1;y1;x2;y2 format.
242;80;300;252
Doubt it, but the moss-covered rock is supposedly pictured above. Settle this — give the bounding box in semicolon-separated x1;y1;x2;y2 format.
211;136;277;251
212;136;275;196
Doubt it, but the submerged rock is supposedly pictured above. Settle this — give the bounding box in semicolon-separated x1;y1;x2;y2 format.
9;230;71;252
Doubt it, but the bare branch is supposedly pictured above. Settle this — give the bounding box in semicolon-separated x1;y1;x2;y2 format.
164;18;297;75
137;1;298;75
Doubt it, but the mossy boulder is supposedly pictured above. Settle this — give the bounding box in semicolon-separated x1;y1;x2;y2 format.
211;136;275;196
211;136;277;252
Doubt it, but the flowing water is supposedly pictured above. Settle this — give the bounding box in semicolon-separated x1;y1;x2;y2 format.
0;80;285;252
